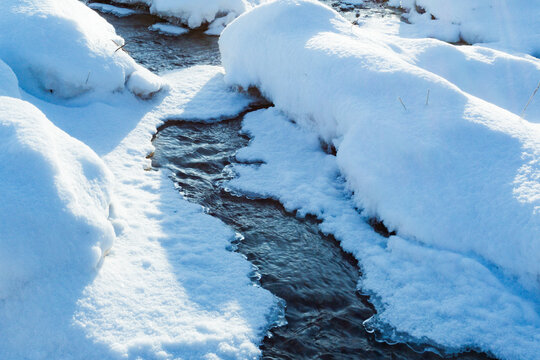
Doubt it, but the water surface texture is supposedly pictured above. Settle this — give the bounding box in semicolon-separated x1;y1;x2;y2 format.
100;3;496;359
151;119;493;360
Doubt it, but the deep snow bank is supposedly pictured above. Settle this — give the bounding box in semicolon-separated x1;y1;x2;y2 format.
0;96;115;299
0;0;162;100
111;0;266;33
389;0;540;54
228;107;540;360
221;0;540;357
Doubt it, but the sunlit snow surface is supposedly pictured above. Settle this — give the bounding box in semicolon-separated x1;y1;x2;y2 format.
1;0;540;358
220;1;540;359
6;66;281;360
0;3;282;352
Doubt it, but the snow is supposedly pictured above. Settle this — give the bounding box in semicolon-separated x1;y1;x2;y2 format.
220;0;540;358
88;2;138;17
227;106;540;360
0;0;162;101
0;96;115;300
149;23;190;36
0;0;281;356
112;0;266;32
389;0;540;55
0;60;19;98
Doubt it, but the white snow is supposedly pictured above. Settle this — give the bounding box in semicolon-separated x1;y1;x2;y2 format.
0;0;281;357
0;0;162;101
149;23;190;36
0;96;115;300
89;2;138;17
220;0;540;358
389;0;540;55
0;60;20;98
112;0;266;33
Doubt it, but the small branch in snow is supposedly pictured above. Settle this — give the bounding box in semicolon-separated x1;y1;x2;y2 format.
521;80;540;118
85;72;91;85
111;39;128;54
398;96;407;111
114;43;127;53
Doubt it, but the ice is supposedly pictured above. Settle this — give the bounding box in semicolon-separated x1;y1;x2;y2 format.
88;2;138;17
220;0;540;358
149;23;190;36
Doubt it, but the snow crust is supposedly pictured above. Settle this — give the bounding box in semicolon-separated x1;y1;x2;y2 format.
220;0;540;358
389;0;540;55
0;0;162;101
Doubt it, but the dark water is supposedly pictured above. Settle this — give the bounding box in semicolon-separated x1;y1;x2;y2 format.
151;119;493;360
99;11;220;73
98;2;495;359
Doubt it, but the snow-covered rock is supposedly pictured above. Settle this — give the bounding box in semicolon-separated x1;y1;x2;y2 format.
113;0;266;33
0;96;115;299
220;0;540;358
390;0;540;55
0;0;162;101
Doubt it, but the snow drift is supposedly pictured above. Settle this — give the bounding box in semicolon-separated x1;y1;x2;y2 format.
390;0;540;55
221;0;540;358
0;96;115;299
0;0;162;100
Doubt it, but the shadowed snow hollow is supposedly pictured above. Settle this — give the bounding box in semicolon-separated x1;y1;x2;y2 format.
0;60;20;98
0;0;162;100
0;97;115;299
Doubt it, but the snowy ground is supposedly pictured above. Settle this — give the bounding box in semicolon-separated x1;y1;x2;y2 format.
0;1;281;358
2;0;540;359
220;1;540;359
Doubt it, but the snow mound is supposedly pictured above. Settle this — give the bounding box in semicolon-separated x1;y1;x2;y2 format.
0;0;162;100
221;0;540;358
0;96;115;299
390;0;540;55
113;0;266;33
229;107;540;360
0;60;19;98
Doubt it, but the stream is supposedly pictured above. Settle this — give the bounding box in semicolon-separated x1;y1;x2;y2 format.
98;3;496;359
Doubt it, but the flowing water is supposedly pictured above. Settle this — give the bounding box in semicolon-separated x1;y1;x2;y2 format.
98;3;496;359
